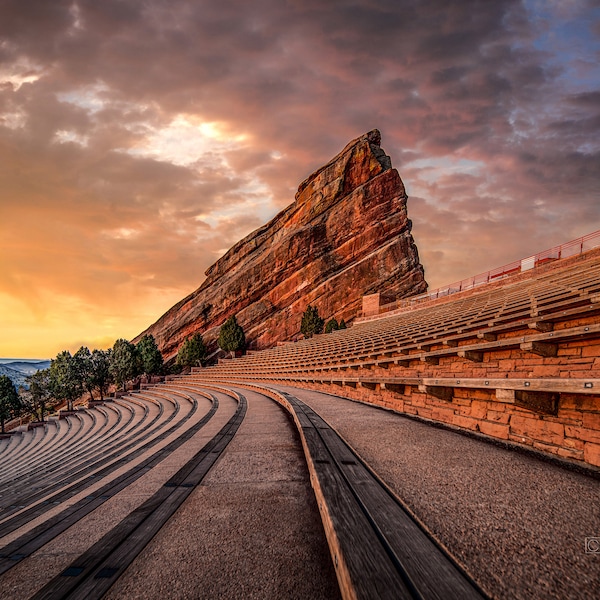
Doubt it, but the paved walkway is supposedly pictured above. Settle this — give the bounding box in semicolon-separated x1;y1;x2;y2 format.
104;387;339;600
274;385;599;600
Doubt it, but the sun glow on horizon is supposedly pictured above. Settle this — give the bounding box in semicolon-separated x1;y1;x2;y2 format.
0;1;597;359
0;281;193;359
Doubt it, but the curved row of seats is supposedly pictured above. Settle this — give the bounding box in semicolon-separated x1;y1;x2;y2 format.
0;398;154;497
0;401;129;485
0;385;209;531
195;251;600;386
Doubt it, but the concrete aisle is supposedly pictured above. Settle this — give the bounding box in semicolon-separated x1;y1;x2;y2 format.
276;385;600;600
104;387;340;600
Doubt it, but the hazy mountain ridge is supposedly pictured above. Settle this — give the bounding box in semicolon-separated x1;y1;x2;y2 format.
0;360;51;388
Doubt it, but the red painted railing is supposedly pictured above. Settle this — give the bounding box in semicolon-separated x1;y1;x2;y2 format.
375;229;600;315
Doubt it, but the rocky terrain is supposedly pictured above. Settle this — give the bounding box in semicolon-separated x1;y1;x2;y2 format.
136;129;427;358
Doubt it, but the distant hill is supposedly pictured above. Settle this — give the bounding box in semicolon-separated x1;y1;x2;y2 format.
4;360;51;375
0;360;51;389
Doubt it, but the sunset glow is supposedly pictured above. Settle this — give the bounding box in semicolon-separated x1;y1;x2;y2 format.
1;1;598;358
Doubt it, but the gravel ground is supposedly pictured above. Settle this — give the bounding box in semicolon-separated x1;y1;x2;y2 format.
104;387;340;600
275;385;600;600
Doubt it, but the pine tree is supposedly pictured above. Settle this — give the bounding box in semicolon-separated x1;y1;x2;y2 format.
218;316;246;357
90;349;112;401
109;339;140;391
339;319;347;329
300;305;324;338
50;350;83;411
0;375;20;433
74;346;95;401
177;333;207;367
137;334;164;378
23;369;53;422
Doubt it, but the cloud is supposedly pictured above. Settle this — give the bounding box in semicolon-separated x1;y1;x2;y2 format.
0;0;598;356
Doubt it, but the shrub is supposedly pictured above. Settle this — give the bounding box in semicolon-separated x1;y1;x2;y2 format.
325;318;339;333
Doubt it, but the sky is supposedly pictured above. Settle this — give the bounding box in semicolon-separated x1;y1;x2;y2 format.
1;0;599;359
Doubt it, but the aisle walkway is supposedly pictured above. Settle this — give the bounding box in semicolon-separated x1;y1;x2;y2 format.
272;384;599;600
104;386;339;600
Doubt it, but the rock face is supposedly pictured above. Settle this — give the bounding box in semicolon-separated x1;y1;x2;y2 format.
136;130;427;358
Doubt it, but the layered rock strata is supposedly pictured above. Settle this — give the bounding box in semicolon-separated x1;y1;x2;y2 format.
137;129;427;358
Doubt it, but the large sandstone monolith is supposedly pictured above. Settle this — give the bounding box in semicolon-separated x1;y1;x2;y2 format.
136;129;427;358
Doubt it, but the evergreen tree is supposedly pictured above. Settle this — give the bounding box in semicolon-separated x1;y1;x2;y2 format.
300;305;324;338
177;333;207;367
218;315;246;357
176;339;191;368
74;346;95;401
0;375;20;433
109;339;140;391
339;319;347;329
50;350;83;411
90;349;112;401
137;334;164;378
23;368;53;422
325;318;339;333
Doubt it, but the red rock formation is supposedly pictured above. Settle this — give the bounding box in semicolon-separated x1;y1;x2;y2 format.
136;130;427;358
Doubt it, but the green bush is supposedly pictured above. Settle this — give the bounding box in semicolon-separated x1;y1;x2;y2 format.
325;318;339;333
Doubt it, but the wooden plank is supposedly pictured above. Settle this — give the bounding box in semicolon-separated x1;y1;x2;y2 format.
269;388;486;600
360;377;600;395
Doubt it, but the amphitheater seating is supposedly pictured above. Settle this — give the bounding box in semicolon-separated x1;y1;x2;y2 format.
193;248;600;468
0;387;206;530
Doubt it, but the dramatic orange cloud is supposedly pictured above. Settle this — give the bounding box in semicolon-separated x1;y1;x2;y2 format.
1;0;598;358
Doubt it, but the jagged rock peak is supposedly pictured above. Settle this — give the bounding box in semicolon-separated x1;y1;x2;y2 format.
295;129;392;203
136;130;427;358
